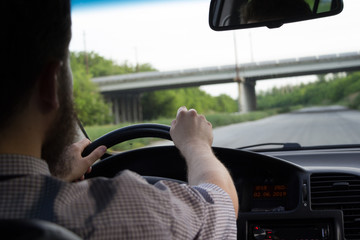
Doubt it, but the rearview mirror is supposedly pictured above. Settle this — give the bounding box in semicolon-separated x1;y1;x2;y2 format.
209;0;343;30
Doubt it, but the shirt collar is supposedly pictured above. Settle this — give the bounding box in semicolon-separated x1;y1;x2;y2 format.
0;154;51;176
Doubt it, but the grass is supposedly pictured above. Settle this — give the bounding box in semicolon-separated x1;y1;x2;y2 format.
84;108;294;152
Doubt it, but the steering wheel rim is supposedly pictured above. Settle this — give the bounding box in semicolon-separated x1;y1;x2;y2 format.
83;123;184;183
82;124;172;158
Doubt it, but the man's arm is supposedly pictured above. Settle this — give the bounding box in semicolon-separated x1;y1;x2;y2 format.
170;106;239;218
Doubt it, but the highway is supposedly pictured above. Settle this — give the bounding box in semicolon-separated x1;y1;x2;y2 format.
212;106;360;149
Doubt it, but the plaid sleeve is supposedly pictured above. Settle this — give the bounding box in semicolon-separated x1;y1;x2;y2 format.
0;157;237;239
54;170;236;239
154;180;237;239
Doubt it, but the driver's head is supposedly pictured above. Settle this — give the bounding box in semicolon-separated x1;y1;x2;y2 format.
1;0;77;175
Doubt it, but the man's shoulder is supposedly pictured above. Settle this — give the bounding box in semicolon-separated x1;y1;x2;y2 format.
0;154;50;176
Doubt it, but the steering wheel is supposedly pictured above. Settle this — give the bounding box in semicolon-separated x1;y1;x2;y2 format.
83;124;187;184
82;124;172;157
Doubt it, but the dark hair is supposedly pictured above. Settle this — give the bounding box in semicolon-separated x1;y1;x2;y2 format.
1;0;72;129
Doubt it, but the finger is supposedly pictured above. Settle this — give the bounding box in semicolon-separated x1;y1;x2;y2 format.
86;166;92;174
199;115;210;124
177;106;187;117
75;138;92;150
188;109;197;116
84;145;107;164
171;119;176;127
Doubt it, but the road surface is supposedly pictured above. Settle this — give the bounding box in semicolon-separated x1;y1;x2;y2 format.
213;105;360;148
150;106;360;149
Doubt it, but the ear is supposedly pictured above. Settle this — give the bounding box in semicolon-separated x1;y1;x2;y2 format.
37;61;62;113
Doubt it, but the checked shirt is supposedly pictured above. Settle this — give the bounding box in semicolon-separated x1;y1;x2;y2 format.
0;154;237;239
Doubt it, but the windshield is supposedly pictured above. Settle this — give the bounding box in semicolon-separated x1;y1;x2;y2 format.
70;0;360;150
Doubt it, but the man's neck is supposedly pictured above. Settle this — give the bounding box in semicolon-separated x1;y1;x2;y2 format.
0;124;42;158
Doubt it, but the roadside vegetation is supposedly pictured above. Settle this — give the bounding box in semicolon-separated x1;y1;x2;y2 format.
141;88;237;120
71;51;360;151
70;51;156;126
85;109;284;152
257;72;360;111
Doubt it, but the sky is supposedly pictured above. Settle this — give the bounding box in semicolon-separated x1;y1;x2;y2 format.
70;0;360;98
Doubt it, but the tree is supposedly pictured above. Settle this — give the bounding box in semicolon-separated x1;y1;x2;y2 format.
214;94;238;113
71;52;156;77
70;53;113;126
141;88;237;120
70;51;157;125
256;71;360;110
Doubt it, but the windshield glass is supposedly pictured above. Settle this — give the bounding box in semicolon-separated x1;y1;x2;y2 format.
70;0;360;150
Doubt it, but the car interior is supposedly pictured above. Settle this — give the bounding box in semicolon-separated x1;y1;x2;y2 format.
84;122;360;240
4;0;360;239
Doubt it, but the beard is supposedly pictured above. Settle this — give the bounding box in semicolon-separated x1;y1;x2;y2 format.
41;61;78;177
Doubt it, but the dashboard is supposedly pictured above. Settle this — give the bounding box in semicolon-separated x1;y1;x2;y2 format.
243;148;360;240
88;146;360;240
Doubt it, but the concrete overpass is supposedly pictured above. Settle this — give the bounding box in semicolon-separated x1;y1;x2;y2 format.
92;51;360;123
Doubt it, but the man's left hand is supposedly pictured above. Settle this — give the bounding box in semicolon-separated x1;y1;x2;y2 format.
60;138;107;182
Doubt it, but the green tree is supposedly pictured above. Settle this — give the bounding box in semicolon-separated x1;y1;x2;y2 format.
257;71;360;110
70;51;157;125
70;53;113;126
141;87;237;120
214;94;238;113
71;52;156;77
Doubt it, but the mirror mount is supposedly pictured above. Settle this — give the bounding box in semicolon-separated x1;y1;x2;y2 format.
209;0;344;31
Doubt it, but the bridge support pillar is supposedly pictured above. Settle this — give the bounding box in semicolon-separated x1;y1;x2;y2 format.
110;94;143;124
237;79;256;113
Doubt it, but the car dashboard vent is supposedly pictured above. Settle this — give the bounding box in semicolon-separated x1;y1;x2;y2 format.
310;173;360;239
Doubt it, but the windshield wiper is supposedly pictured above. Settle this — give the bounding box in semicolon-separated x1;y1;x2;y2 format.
237;142;302;150
237;143;360;152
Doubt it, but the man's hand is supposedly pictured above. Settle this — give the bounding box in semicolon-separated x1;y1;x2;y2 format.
170;106;213;153
170;106;239;218
60;139;107;182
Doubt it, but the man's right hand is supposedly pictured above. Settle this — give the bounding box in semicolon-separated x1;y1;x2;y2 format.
170;106;239;218
170;106;213;155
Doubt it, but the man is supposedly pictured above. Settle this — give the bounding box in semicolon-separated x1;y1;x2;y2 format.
0;0;238;239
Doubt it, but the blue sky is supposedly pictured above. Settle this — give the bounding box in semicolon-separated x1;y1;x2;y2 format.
70;0;360;97
71;0;191;10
